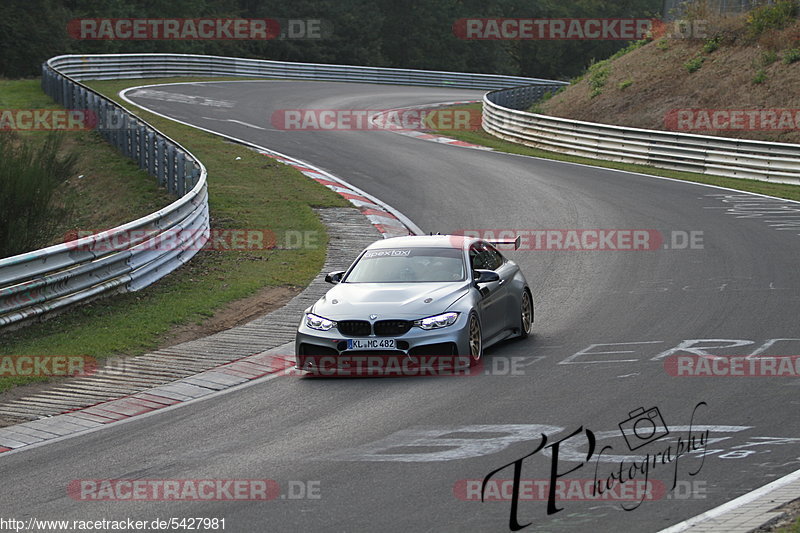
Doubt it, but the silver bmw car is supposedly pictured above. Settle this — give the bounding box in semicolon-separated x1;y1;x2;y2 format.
294;234;532;372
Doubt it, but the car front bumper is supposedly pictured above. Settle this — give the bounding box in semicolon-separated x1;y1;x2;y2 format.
294;313;472;372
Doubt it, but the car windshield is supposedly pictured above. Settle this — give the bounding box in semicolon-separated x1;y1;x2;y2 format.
345;247;466;283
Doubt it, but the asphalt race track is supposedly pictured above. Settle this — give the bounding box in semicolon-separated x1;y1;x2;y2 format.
3;80;800;532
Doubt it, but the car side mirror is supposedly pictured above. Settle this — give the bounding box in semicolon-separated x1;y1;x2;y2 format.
325;271;345;284
473;269;500;284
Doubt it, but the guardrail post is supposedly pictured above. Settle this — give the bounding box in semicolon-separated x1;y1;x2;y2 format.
147;131;156;175
112;105;124;144
138;125;147;169
123;116;132;157
78;86;86;113
109;108;119;147
115;113;123;153
57;76;65;106
132;120;140;159
156;138;166;187
66;78;74;108
176;151;186;196
167;144;176;194
111;105;121;142
99;102;114;144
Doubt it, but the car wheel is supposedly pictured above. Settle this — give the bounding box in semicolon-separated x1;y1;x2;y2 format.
468;312;482;365
519;289;533;338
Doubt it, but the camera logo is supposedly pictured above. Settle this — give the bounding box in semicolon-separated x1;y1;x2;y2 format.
618;406;670;450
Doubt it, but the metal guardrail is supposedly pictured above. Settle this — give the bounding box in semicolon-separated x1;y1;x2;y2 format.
484;87;800;185
45;53;563;90
1;54;560;329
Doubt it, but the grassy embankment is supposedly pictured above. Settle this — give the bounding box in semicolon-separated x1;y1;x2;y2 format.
433;3;800;202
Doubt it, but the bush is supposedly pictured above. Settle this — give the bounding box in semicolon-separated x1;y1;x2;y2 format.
761;50;778;65
747;0;798;38
703;36;722;53
618;79;633;90
684;55;705;73
753;68;767;83
587;59;611;97
0;133;77;258
783;48;800;63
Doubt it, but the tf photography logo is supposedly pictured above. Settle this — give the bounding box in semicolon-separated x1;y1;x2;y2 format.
479;402;710;531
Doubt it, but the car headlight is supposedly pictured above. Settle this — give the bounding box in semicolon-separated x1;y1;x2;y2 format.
414;312;459;330
305;313;337;331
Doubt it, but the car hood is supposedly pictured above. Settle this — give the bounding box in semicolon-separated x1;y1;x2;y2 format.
311;281;470;320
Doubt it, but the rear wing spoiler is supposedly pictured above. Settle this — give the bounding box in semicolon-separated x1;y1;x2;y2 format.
488;236;521;250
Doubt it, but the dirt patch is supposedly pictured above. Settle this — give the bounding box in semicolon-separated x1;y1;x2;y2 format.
162;285;301;347
0;284;300;429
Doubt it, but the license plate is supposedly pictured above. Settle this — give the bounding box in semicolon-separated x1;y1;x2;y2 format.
347;338;396;350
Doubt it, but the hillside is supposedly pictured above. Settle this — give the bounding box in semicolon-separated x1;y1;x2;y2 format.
538;3;800;145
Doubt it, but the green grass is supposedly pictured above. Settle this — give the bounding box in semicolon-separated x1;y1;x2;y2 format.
0;79;63;108
777;515;800;533
434;103;800;203
0;76;349;393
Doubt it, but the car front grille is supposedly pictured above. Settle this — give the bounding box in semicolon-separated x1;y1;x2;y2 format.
374;320;412;336
337;320;372;336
